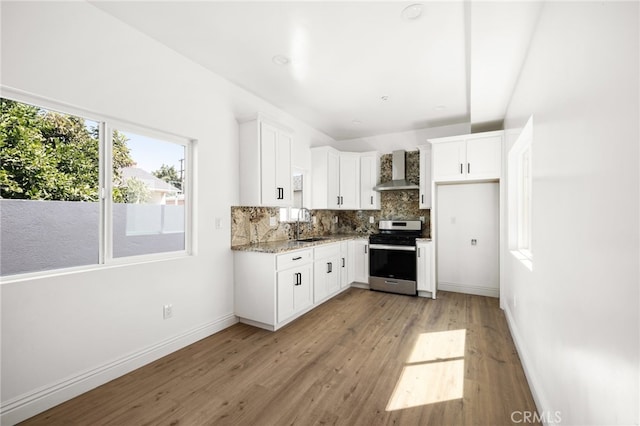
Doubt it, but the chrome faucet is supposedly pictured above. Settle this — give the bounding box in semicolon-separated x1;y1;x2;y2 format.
296;207;311;240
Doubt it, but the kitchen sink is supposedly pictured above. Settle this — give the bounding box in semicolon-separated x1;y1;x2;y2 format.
295;237;329;243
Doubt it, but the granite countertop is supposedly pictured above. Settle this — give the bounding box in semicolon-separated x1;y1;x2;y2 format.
231;234;368;254
416;237;432;242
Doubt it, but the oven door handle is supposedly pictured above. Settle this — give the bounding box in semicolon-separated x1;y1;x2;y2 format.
369;244;416;252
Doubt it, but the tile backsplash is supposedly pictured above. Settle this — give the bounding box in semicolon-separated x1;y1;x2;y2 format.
231;150;430;246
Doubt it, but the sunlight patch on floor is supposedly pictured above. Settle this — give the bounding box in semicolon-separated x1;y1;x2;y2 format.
386;329;466;411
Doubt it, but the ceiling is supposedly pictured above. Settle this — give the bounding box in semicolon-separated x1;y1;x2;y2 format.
90;1;541;141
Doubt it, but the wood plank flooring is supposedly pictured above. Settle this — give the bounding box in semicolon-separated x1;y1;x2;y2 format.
21;289;539;425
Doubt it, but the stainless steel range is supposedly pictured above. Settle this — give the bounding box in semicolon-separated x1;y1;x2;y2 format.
369;220;422;296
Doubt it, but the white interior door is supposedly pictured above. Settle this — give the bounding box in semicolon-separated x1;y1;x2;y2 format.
436;182;499;297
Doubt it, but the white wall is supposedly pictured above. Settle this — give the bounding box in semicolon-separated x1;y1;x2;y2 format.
323;122;471;153
0;2;332;424
502;2;639;425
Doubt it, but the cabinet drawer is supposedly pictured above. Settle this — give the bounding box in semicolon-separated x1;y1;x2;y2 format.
314;243;341;260
276;249;312;270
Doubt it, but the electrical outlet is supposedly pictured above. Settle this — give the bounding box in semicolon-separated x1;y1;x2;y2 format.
269;216;277;227
369;216;374;224
312;216;317;225
163;304;173;319
419;216;425;223
334;216;338;224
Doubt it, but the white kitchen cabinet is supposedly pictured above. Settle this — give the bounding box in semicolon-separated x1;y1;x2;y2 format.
353;239;369;284
340;241;351;288
235;248;313;330
430;131;503;183
416;240;435;298
239;115;292;206
418;146;431;209
339;153;360;209
311;147;361;209
314;243;341;303
360;152;380;210
277;263;313;323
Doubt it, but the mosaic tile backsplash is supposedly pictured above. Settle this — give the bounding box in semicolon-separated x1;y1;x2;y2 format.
231;150;430;246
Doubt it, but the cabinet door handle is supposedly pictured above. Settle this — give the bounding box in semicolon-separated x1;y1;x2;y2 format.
292;256;302;261
460;163;463;174
421;194;424;204
327;262;332;273
342;257;345;268
340;196;344;205
364;245;368;254
294;272;301;286
370;195;373;205
468;163;470;174
337;196;340;206
418;247;421;258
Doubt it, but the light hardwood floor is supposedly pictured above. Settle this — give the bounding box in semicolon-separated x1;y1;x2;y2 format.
22;289;539;425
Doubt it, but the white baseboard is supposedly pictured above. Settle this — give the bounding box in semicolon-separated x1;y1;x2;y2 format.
503;304;550;424
438;281;499;298
1;314;238;426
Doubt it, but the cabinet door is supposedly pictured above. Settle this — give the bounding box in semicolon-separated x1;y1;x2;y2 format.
340;241;349;288
314;257;340;303
416;242;433;296
327;150;340;208
360;154;380;210
465;135;502;180
353;241;369;283
339;153;360;209
275;131;292;205
277;264;312;323
419;148;431;208
432;140;465;182
260;122;279;205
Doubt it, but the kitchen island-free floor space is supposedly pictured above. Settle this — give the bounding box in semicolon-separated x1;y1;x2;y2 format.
23;289;538;425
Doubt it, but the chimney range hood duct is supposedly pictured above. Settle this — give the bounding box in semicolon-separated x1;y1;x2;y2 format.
373;150;420;191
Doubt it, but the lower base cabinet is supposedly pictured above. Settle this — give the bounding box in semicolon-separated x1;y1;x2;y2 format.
234;241;356;331
417;240;435;298
353;240;369;284
277;263;313;323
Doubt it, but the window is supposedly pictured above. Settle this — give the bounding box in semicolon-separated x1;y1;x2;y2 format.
0;94;192;277
508;115;533;269
111;129;187;258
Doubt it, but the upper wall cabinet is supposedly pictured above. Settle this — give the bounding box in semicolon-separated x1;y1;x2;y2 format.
418;146;431;209
429;131;503;182
360;152;380;210
311;147;361;209
239;115;292;206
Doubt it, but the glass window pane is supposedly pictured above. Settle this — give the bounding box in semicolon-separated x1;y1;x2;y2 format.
0;98;99;275
111;129;186;258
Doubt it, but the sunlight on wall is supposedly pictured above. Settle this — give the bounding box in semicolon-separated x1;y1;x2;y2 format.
386;329;466;411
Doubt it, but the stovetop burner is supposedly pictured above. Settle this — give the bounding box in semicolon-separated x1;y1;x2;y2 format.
369;219;422;246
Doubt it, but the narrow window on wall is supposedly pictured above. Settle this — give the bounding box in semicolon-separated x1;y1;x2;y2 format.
110;129;188;258
0;98;100;275
508;115;533;268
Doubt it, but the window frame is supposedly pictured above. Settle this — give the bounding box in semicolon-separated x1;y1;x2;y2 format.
0;87;195;281
507;115;533;269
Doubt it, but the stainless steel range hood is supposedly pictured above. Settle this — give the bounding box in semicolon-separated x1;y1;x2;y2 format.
373;150;420;191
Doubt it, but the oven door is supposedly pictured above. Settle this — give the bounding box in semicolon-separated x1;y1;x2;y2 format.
369;244;417;295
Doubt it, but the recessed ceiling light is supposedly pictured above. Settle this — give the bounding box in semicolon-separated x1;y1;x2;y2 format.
381;95;389;101
272;55;290;66
435;105;446;111
401;4;424;21
352;119;362;125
